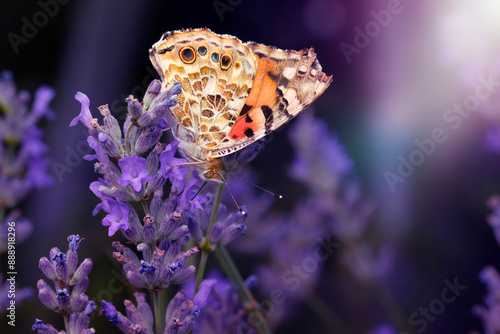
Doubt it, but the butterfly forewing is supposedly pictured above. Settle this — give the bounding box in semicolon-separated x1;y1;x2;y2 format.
210;43;332;158
150;29;257;151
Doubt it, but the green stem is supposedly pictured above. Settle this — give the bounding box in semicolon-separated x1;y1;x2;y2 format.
141;201;149;215
367;281;415;334
63;314;69;333
194;251;209;294
153;291;162;334
215;246;271;334
194;182;224;292
206;182;224;238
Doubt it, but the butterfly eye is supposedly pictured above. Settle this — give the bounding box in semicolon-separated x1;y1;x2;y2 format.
198;46;207;56
220;54;232;70
204;170;215;179
179;47;196;64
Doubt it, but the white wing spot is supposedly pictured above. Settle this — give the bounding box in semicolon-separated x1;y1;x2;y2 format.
283;67;296;80
298;65;308;75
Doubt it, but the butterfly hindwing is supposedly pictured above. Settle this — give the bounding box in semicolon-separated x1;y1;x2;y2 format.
211;43;332;158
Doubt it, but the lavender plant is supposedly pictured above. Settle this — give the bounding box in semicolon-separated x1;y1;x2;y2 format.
0;70;55;313
472;196;500;333
227;112;399;332
32;234;95;333
67;78;267;333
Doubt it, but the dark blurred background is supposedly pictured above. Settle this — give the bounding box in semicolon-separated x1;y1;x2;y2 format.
2;0;500;333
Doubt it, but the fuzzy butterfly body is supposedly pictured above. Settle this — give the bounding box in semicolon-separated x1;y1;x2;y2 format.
149;28;332;182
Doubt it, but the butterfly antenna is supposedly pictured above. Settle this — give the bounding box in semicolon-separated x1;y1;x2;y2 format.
191;181;207;200
218;172;247;216
231;173;283;199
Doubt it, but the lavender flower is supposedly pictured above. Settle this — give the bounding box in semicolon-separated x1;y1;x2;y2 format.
37;235;92;313
225;113;388;329
0;71;55;315
112;238;198;291
473;196;500;333
164;279;217;334
100;293;154;333
183;271;257;334
100;281;215;334
118;155;153;191
287;111;352;194
34;235;95;333
473;265;500;334
71;80;205;239
0;71;54;209
187;194;247;251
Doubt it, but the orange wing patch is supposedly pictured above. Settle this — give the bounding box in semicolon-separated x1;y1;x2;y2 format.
227;57;280;139
244;57;278;108
228;106;266;139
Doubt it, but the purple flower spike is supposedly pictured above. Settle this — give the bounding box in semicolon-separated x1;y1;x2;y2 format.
71;92;95;129
118;155;153;192
31;86;56;121
193;279;217;309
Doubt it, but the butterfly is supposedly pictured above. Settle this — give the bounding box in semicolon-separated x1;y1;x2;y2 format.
149;28;332;183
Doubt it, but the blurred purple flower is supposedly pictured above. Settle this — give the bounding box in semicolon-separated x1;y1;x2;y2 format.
484;126;500;153
288;111;352;194
183;271;256;334
487;195;500;246
0;70;54;208
474;197;500;333
473;266;500;333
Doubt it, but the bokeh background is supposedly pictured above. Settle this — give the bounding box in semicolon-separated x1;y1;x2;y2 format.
2;0;500;333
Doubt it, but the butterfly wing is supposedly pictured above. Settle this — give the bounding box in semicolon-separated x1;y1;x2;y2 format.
210;44;332;158
149;29;257;159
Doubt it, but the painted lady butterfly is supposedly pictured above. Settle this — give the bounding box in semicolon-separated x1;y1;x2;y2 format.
149;28;332;182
